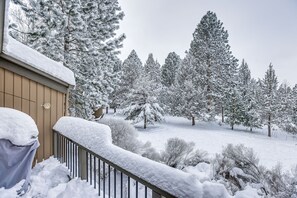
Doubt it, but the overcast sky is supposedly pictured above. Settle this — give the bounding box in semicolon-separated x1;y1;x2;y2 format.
117;0;297;86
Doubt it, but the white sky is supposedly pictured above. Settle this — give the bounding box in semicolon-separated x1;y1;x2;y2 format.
117;0;297;86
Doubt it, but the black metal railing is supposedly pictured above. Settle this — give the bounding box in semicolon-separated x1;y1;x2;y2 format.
53;130;176;198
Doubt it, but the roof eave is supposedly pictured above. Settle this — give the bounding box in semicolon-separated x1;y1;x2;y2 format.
0;0;6;53
0;52;73;88
0;1;74;88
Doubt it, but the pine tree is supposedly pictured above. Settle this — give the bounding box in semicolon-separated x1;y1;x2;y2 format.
237;60;261;131
144;53;161;84
261;63;279;137
277;83;293;132
171;53;205;125
244;79;262;131
11;0;125;119
189;11;236;119
161;52;181;87
116;50;143;107
290;85;297;133
238;59;251;96
123;75;164;129
225;82;244;130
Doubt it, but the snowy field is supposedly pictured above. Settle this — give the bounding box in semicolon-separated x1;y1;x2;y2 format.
106;113;297;171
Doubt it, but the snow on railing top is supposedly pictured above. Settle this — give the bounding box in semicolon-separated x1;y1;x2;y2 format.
53;117;231;198
0;107;38;146
2;0;75;86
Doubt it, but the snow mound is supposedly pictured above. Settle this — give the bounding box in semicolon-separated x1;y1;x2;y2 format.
234;186;260;198
0;180;24;198
47;178;99;198
54;117;231;198
0;107;38;145
2;0;75;86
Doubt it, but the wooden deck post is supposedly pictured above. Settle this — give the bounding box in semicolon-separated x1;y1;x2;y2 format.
78;147;87;180
53;131;57;158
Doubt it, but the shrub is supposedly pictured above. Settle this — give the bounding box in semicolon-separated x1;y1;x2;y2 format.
98;118;141;153
184;149;209;167
213;144;265;195
161;138;194;168
263;164;297;198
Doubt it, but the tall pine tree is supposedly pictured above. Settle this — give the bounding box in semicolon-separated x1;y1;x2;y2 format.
189;11;236;119
261;63;279;137
161;52;181;87
11;0;125;119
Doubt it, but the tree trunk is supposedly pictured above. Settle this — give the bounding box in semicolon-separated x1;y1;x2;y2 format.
192;116;195;126
250;127;252;132
144;114;147;129
231;124;234;130
114;108;116;113
221;106;224;123
268;113;271;137
206;56;212;113
106;106;109;114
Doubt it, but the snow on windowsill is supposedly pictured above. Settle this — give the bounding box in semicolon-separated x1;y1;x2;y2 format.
2;0;75;86
53;117;231;198
0;107;39;146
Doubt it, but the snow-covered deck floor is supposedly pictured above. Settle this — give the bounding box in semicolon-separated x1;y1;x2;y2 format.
0;157;100;198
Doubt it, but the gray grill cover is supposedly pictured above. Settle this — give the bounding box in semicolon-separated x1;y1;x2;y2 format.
0;138;39;192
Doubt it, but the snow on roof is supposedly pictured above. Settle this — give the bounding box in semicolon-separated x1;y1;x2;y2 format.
0;107;39;146
53;117;231;198
2;0;75;86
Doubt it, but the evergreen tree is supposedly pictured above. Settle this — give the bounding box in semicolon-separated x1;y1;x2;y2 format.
238;59;251;96
244;79;262;131
237;60;261;131
161;52;181;87
277;83;293;132
189;11;236;119
116;50;143;107
144;53;161;84
11;0;125;119
290;85;297;133
260;63;279;137
123;75;164;129
171;53;205;125
225;83;244;130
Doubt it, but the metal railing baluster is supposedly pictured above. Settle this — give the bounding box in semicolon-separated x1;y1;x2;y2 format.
53;130;176;198
114;168;116;198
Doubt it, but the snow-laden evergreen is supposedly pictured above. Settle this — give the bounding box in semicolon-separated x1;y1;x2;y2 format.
123;75;164;128
169;53;205;125
260;64;279;137
10;0;125;119
189;11;236;119
161;52;181;87
237;60;261;131
144;53;161;84
115;50;143;106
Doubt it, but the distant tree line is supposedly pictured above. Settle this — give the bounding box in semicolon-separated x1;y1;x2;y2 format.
115;11;297;136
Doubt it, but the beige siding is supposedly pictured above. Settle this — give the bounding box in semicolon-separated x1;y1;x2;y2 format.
0;67;67;162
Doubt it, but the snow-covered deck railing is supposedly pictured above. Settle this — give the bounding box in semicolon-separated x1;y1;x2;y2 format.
53;117;217;198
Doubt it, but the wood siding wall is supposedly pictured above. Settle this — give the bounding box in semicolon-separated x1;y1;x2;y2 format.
0;67;66;162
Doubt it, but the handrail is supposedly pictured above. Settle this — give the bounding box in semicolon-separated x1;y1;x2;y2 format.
53;129;176;198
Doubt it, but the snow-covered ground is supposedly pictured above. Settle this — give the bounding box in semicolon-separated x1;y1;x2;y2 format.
0;157;100;198
106;113;297;171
